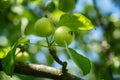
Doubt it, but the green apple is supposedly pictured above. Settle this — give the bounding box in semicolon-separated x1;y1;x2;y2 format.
34;17;54;37
54;26;75;47
15;51;29;63
48;9;65;23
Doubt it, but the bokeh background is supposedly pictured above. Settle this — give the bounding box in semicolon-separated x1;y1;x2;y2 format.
0;0;120;80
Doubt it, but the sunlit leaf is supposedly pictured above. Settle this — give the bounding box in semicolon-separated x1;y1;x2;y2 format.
66;48;91;75
2;42;18;76
18;37;30;44
0;47;11;59
58;14;94;30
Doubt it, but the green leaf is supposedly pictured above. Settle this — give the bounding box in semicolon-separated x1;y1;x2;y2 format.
58;0;76;12
45;1;55;12
2;42;18;76
58;14;94;30
0;47;11;59
18;37;30;44
24;21;36;35
67;48;91;75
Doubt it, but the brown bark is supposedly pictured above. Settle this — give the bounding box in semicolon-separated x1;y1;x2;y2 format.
0;60;82;80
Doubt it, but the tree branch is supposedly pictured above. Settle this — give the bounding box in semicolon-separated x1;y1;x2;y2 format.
48;47;67;73
0;60;82;80
46;37;67;73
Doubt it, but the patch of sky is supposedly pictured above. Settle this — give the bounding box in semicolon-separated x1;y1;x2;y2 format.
27;1;36;10
59;51;68;61
96;0;120;16
52;60;61;68
36;51;47;64
73;0;93;13
27;0;44;17
27;35;45;44
74;0;120;19
84;26;104;43
69;40;77;48
86;50;100;63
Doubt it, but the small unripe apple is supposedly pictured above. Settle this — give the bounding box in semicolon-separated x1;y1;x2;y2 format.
48;9;64;23
54;26;74;47
15;52;29;63
34;17;54;37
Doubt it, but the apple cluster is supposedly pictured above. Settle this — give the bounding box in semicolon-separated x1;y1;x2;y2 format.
14;17;75;62
34;17;75;47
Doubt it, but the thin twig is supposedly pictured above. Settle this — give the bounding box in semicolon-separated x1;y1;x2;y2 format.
46;37;67;73
48;47;67;73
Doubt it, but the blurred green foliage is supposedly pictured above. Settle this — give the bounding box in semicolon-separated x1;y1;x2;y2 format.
0;0;120;80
